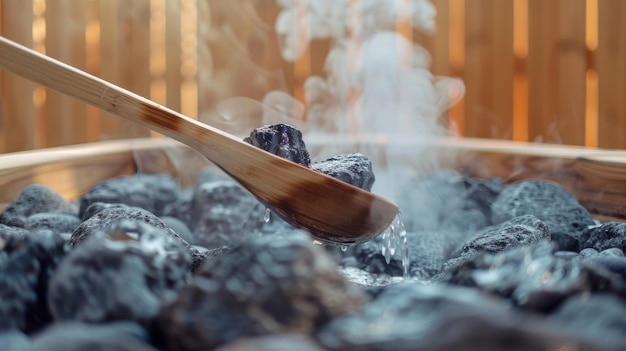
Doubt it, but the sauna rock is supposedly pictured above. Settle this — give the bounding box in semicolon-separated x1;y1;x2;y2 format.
491;180;596;249
23;321;157;351
79;173;180;219
244;124;381;191
0;231;67;333
157;230;368;351
190;180;265;249
551;294;626;347
311;153;375;191
316;283;512;350
213;334;326;351
0;184;77;228
24;213;81;235
0;330;30;350
580;221;626;252
450;214;550;261
69;206;186;248
244;123;311;167
49;220;190;326
438;240;626;312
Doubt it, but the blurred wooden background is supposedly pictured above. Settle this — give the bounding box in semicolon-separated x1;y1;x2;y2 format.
0;0;624;153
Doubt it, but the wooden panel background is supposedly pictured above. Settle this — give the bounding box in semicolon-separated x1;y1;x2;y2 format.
0;0;624;153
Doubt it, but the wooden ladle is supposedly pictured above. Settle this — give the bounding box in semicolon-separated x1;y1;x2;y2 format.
0;36;398;245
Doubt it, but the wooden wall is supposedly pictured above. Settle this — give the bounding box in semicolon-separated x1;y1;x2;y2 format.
0;0;624;153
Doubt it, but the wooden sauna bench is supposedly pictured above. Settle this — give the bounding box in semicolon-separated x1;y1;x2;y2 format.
0;137;625;223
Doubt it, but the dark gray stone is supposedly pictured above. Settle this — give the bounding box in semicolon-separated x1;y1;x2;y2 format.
213;335;326;351
69;206;187;249
190;180;265;249
79;173;180;219
0;185;76;228
244;123;311;167
453;214;550;259
551;294;626;347
580;222;626;252
312;153;375;191
24;213;81;235
161;216;194;245
491;180;596;248
353;230;448;279
157;230;367;351
439;241;626;312
80;202;130;221
316;282;512;351
49;220;190;325
0;329;30;350
0;232;67;333
24;321;157;351
0;224;30;244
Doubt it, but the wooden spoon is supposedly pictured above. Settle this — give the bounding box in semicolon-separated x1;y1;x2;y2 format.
0;36;398;245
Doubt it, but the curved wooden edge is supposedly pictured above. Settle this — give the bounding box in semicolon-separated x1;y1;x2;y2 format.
0;138;212;209
2;136;626;222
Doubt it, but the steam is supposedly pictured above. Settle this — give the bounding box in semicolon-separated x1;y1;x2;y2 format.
214;0;466;207
273;0;464;174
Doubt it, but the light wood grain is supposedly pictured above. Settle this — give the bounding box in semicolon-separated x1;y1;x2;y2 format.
0;36;399;244
1;1;35;152
464;0;514;139
597;0;626;149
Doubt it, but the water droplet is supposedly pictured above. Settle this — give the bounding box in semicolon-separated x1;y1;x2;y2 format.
340;245;348;252
263;208;271;223
379;212;410;278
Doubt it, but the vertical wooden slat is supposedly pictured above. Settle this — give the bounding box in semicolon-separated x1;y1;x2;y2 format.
557;0;586;146
528;1;559;143
45;0;88;147
98;0;122;140
414;0;451;77
597;0;626;149
85;0;101;142
528;0;586;145
165;0;182;112
0;0;4;152
98;0;150;140
2;0;35;152
464;0;514;139
447;0;465;135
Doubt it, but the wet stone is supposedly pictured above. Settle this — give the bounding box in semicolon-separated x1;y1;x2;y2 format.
48;220;191;326
311;153;375;191
79;173;180;219
69;206;188;249
0;185;77;228
24;321;157;351
190;180;265;249
451;214;550;261
0;232;67;333
244;123;311;167
24;213;81;235
491;180;596;249
438;241;626;312
580;221;626;252
157;230;368;351
353;230;448;280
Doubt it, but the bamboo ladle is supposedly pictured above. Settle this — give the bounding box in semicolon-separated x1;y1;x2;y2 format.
0;36;398;245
